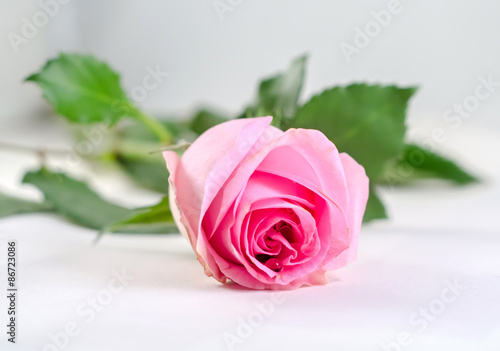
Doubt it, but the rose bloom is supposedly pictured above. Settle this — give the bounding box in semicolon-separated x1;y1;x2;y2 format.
164;117;368;290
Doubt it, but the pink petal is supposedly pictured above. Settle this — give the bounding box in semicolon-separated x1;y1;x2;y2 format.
164;117;282;281
204;130;351;288
324;153;369;270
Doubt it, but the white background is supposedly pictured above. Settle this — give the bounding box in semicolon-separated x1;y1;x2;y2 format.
2;0;500;128
1;1;500;350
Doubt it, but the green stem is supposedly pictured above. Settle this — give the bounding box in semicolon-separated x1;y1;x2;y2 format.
0;141;70;154
112;139;164;160
129;105;173;145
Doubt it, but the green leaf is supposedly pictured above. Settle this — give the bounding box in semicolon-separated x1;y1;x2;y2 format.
22;168;134;230
240;55;307;128
189;109;229;135
26;53;173;143
0;191;52;218
380;144;478;186
291;84;416;180
116;153;169;193
103;196;178;235
26;53;130;125
257;55;307;117
363;187;387;223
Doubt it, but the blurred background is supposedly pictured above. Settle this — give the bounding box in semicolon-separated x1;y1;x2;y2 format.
2;0;500;129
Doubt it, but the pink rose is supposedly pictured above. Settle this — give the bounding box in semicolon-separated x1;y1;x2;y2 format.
164;117;368;290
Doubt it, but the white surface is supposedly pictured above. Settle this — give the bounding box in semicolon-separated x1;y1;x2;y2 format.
0;210;499;351
0;126;499;351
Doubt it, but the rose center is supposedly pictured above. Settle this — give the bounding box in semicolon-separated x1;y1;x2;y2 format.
255;220;298;272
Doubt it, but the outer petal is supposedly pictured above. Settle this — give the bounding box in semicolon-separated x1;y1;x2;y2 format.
255;130;349;211
165;151;216;278
164;117;282;280
164;152;187;241
324;153;369;270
